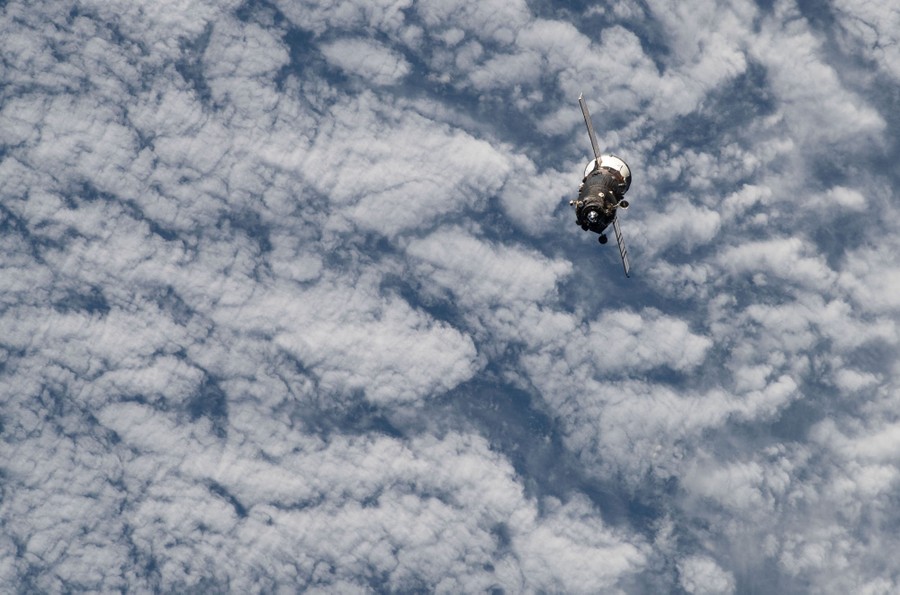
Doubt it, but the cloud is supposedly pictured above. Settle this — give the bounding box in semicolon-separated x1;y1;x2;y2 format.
274;0;414;38
297;92;513;238
415;0;530;46
271;271;481;405
637;198;722;255
406;227;572;307
512;496;649;592
748;1;886;149
717;237;837;290
839;243;900;314
802;185;868;212
678;555;736;595
5;404;648;591
833;1;900;82
320;38;411;86
3;0;900;591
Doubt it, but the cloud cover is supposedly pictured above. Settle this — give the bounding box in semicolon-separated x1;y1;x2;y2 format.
2;0;899;592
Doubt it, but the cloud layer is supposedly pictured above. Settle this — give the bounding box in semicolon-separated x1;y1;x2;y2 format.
2;0;899;592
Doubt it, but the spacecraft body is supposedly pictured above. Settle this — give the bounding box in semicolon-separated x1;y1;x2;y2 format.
573;154;631;236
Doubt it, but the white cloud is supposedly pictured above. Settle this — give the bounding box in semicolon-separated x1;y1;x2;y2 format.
320;38;411;86
204;20;289;81
3;0;900;590
415;0;530;46
297;92;513;238
10;404;645;591
513;497;649;592
803;186;868;212
406;227;572;306
271;272;480;405
499;155;571;234
717;237;837;290
585;309;713;374
637;198;721;255
678;555;736;595
834;1;900;82
749;1;885;149
275;0;413;38
839;243;900;314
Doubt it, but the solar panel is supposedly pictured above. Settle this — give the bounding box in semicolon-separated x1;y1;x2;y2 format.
578;94;602;161
613;217;630;277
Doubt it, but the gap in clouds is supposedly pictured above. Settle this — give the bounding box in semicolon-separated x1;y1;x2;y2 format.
378;269;471;336
554;246;646;317
794;0;837;31
174;23;216;108
303;395;405;440
432;375;671;536
187;373;229;438
666;60;776;154
390;61;578;171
